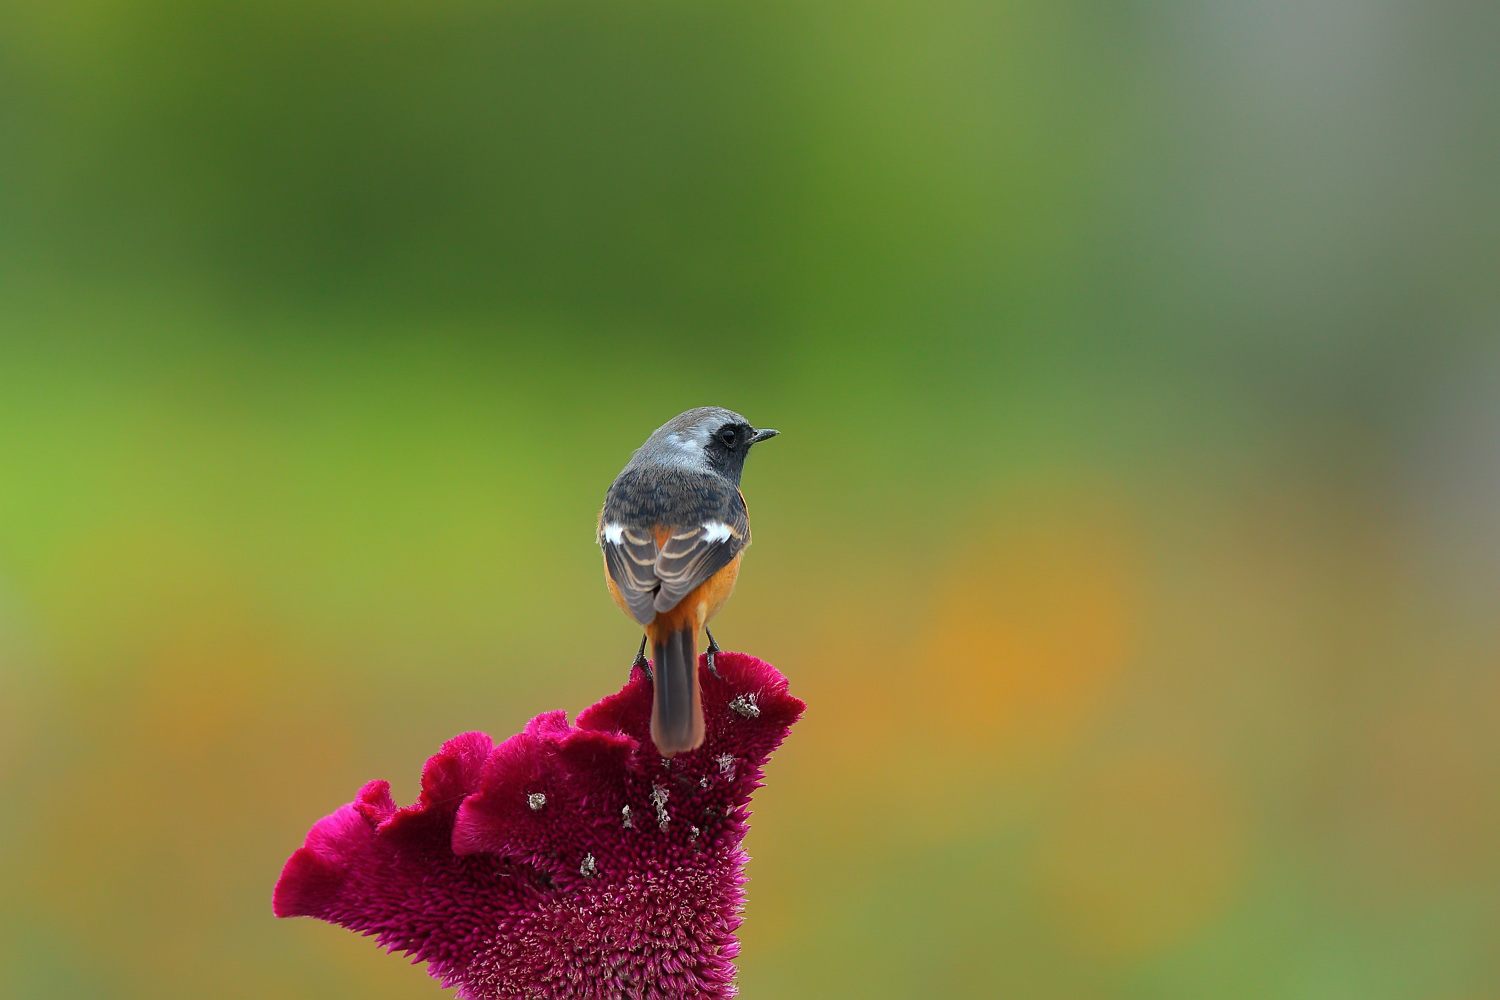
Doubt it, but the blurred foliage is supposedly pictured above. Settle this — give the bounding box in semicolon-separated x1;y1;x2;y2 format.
1;0;1498;998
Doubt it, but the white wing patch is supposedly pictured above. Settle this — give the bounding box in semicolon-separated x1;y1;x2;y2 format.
603;522;625;545
701;520;733;544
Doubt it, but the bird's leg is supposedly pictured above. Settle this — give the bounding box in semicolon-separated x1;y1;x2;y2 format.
704;626;722;679
631;634;652;682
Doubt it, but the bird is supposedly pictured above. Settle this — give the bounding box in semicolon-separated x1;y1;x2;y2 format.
598;407;779;756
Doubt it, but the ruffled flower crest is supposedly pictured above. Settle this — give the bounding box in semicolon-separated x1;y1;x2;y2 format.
274;652;802;999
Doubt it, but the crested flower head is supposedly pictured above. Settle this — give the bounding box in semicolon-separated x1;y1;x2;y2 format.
274;652;802;999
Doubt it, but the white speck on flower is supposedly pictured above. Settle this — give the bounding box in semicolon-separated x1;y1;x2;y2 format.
728;693;760;719
621;804;634;829
580;854;598;878
650;784;670;829
527;792;546;811
716;753;735;774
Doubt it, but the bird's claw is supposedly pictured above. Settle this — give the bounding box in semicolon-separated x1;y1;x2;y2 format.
704;626;722;679
631;636;652;682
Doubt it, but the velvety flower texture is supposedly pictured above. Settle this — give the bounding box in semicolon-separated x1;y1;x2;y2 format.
274;652;802;999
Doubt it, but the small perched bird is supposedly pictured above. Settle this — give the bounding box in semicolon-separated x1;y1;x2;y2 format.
598;407;779;756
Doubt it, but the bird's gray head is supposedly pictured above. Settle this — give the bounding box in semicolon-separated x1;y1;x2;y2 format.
627;406;779;484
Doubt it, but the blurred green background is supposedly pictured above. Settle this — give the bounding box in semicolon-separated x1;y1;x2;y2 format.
2;0;1498;997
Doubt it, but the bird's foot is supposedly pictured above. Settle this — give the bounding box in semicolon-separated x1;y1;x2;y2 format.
704;626;722;679
631;636;652;682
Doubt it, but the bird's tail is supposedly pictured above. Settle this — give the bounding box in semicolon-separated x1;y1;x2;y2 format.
650;627;704;755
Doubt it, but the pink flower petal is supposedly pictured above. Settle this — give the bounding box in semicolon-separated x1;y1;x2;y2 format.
274;652;802;1000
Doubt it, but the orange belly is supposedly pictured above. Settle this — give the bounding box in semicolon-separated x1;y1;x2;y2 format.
603;552;743;638
650;553;741;636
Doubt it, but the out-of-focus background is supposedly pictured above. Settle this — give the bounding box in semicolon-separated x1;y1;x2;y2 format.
2;0;1498;996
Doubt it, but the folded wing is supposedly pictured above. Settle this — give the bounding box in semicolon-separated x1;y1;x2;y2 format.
599;500;750;624
601;524;662;625
652;510;748;613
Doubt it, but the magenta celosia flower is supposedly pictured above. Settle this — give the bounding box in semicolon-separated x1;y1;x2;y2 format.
274;652;802;999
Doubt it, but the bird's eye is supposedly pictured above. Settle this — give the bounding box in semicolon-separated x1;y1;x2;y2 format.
719;427;737;447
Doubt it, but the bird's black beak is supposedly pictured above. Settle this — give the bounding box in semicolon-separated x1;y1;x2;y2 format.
749;428;780;444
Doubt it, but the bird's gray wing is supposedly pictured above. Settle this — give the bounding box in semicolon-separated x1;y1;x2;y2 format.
651;499;750;613
600;522;661;626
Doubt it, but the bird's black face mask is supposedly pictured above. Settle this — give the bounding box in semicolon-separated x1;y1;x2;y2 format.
704;422;777;484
